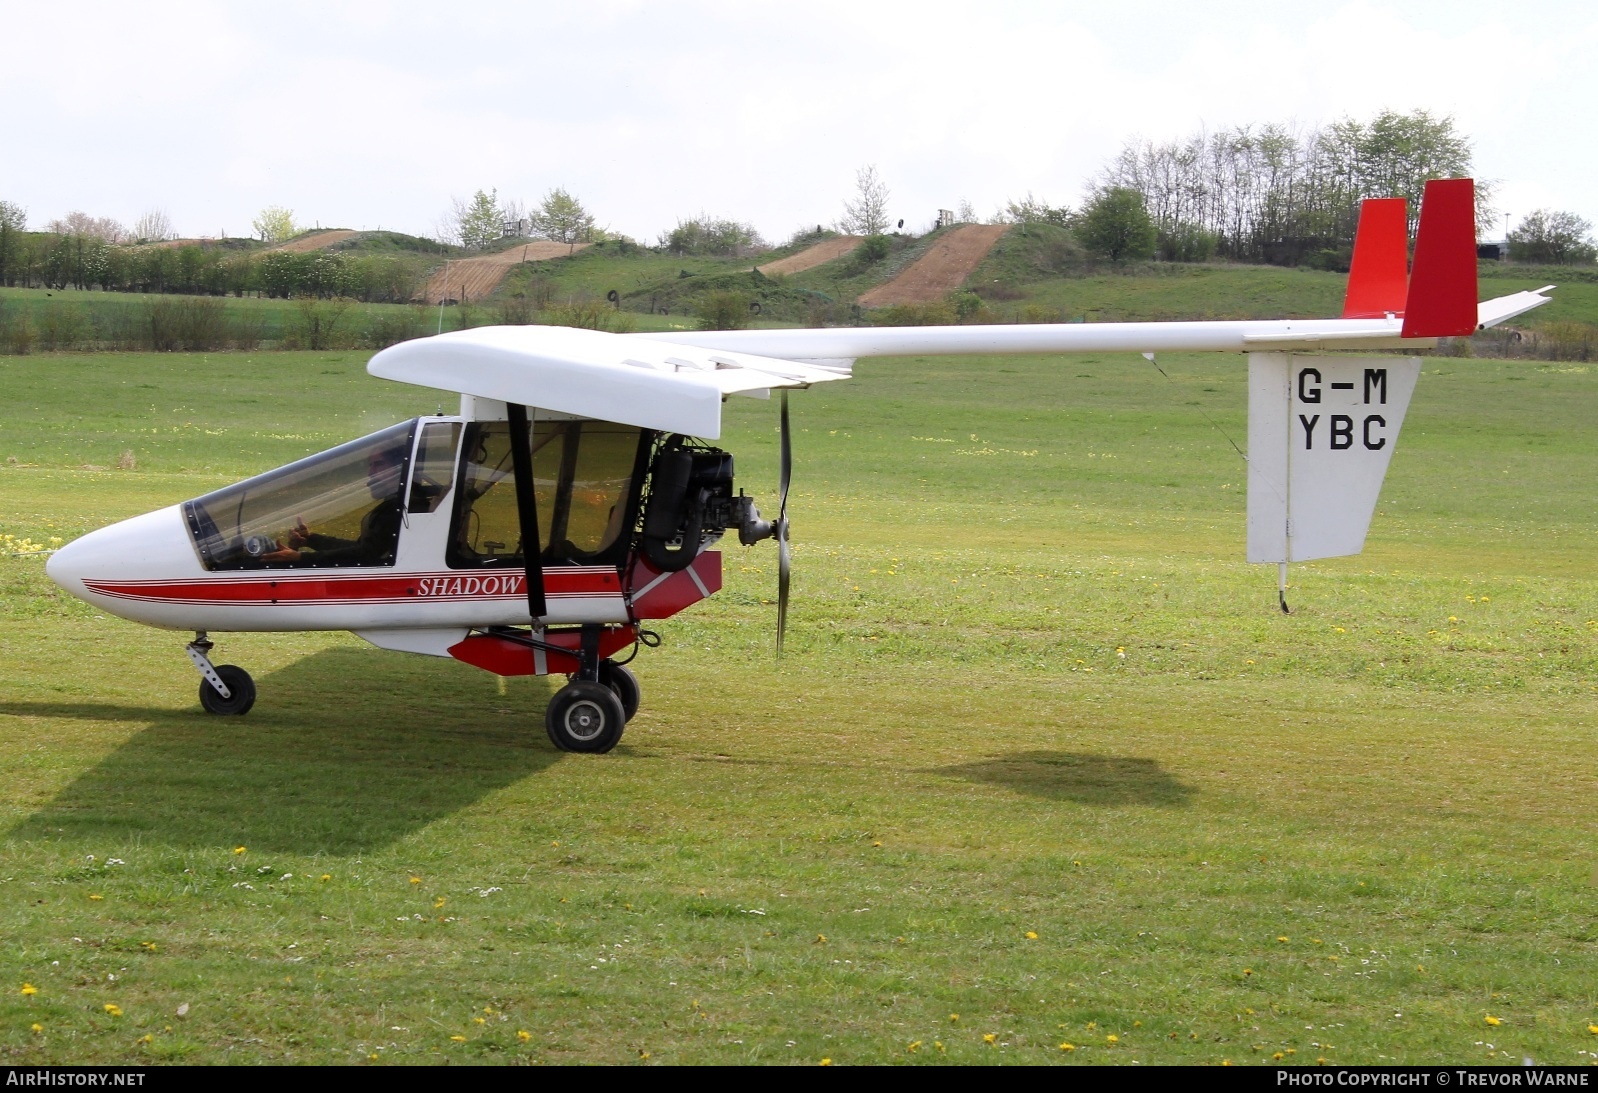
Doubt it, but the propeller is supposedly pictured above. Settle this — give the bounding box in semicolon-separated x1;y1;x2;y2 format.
776;389;792;655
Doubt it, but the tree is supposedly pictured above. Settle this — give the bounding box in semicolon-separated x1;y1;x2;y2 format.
0;201;24;286
660;216;766;257
1507;209;1597;265
253;206;299;243
449;189;504;250
531;187;596;245
1093;109;1485;265
45;211;127;242
133;208;175;242
1004;193;1072;227
1078;187;1157;261
838;165;890;236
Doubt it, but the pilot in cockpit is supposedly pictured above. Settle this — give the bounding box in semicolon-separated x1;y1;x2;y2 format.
260;445;406;566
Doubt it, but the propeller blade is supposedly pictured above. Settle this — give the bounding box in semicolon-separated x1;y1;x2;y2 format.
776;518;790;656
778;389;792;521
776;389;792;656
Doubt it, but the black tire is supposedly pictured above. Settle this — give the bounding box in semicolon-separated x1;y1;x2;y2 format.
198;665;256;716
545;681;626;753
598;660;641;721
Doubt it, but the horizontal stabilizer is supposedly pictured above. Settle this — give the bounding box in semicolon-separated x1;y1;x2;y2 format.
1343;198;1409;318
1401;179;1478;338
1478;286;1556;329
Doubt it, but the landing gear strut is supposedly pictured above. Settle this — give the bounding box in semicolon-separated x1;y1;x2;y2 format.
186;632;256;716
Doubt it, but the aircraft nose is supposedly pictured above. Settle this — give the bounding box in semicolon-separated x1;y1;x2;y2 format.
46;505;204;613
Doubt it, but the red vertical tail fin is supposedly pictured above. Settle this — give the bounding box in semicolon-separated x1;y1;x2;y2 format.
1401;178;1478;338
1343;197;1409;318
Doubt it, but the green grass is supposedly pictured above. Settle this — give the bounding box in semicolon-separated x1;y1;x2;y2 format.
0;348;1594;1065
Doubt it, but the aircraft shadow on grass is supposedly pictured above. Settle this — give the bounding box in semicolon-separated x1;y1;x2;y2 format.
938;751;1196;807
4;647;559;855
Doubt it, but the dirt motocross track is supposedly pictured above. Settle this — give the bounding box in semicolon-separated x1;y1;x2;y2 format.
756;236;862;276
267;230;360;253
857;223;1009;307
420;241;591;304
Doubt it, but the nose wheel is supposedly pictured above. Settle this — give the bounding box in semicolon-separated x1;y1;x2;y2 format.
186;633;256;716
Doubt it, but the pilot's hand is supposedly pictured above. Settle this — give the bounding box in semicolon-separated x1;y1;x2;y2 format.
260;547;301;562
287;518;311;548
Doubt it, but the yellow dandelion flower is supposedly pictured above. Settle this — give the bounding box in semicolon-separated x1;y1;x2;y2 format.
517;1030;532;1042
1276;936;1289;943
1025;931;1038;940
1273;1052;1285;1060
983;1033;997;1044
21;983;37;996
30;1024;42;1034
138;1034;153;1045
1107;1034;1119;1044
949;1014;959;1023
141;942;157;952
820;1058;832;1066
1086;1021;1097;1030
320;874;331;882
815;934;826;944
872;841;882;848
1318;1058;1327;1065
1059;1042;1076;1052
434;898;446;909
233;846;246;855
1243;968;1253;976
935;1042;945;1052
1133;1020;1142;1028
473;1017;485;1025
409;876;422;885
104;1004;122;1017
907;1041;921;1052
368;1053;378;1061
639;1051;650;1060
1587;1024;1598;1035
1485;1015;1501;1026
450;1034;466;1042
89;894;103;901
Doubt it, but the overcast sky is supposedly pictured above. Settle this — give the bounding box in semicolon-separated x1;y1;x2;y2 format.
6;0;1595;243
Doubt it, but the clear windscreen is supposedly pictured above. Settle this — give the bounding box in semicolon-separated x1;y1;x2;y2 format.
184;420;416;570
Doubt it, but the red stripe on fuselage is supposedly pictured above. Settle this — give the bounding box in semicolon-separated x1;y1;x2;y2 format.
82;567;622;605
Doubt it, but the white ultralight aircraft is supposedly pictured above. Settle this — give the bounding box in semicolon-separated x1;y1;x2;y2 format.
46;179;1553;752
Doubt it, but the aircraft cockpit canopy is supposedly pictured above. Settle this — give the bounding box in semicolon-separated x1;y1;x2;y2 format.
182;415;652;573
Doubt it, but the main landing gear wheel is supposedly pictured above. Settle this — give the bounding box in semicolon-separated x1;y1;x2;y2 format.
545;681;626;753
598;660;641;722
199;665;256;716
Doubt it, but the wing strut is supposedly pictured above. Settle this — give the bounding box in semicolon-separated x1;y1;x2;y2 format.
506;403;548;620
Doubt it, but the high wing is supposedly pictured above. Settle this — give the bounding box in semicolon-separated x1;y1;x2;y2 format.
368;178;1554;574
368;324;849;440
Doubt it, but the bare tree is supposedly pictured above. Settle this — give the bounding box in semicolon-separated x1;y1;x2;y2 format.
46;211;127;242
838;165;891;236
133;208;175;242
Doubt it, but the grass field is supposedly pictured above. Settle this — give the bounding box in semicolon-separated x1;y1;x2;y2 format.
0;347;1594;1065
